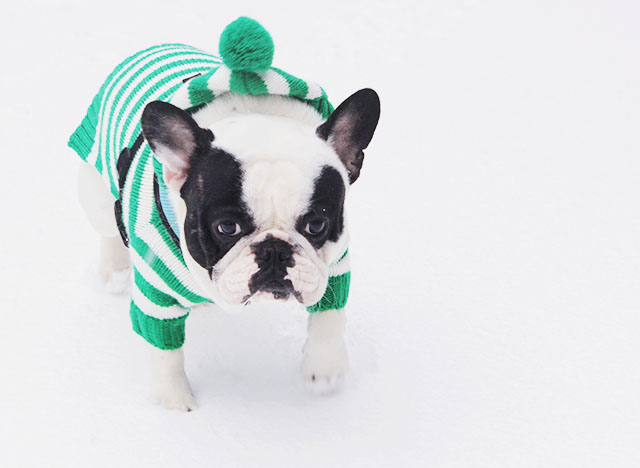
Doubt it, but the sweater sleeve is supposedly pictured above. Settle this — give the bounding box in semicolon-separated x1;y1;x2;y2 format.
129;268;190;350
306;250;351;313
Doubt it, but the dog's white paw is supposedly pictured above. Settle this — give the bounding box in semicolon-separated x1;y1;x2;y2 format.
100;266;131;295
301;340;349;394
150;379;198;412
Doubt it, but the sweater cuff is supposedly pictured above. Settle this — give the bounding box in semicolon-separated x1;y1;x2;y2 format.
129;301;188;350
68;89;102;162
306;272;351;314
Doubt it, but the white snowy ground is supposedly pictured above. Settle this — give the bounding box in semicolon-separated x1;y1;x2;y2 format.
1;1;639;467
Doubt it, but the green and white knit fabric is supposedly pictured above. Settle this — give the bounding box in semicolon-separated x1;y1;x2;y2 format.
68;18;350;350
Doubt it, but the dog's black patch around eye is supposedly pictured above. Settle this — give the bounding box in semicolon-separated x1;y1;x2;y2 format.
180;147;255;271
296;166;345;249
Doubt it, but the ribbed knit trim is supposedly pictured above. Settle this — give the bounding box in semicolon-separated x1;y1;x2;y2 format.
130;301;188;350
68;89;103;162
307;272;351;313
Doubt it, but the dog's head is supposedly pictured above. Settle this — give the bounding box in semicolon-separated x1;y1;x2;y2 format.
141;89;380;310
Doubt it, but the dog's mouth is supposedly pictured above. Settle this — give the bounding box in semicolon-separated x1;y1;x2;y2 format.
242;278;303;305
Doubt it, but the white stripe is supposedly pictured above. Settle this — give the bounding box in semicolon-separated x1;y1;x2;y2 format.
305;81;323;100
206;65;232;95
258;69;290;95
168;86;191;109
328;253;351;277
132;287;188;320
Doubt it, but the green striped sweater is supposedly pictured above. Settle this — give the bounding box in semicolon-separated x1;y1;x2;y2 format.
69;44;351;350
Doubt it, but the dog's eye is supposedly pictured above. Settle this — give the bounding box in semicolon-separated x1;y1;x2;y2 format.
217;221;241;236
305;219;327;236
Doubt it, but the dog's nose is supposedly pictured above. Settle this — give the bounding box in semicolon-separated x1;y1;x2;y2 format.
249;235;296;299
251;235;294;272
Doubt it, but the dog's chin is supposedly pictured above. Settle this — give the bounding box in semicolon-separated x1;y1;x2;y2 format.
214;276;298;307
248;291;297;304
216;275;327;309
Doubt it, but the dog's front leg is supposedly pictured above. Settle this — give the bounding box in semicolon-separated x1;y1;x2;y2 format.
301;308;349;393
149;345;197;411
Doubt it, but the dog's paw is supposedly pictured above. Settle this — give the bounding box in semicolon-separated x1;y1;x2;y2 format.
100;267;131;295
150;380;198;412
301;340;349;394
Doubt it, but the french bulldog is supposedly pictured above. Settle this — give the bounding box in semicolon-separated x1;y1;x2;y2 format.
77;70;379;411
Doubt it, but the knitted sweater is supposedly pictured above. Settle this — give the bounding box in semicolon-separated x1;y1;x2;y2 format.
69;44;351;350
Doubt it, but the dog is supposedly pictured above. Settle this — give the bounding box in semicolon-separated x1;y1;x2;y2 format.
71;18;380;410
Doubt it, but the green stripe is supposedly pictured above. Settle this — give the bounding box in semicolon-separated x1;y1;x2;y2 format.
131;237;209;304
187;67;219;107
336;249;348;263
68;88;104;163
310;87;334;120
130;300;188;350
134;268;180;307
229;70;268;95
307;272;351;313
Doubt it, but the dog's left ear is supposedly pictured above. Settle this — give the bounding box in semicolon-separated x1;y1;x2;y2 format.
141;101;214;192
316;88;380;184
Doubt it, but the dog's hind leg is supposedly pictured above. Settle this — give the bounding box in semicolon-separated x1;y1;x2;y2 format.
77;163;131;290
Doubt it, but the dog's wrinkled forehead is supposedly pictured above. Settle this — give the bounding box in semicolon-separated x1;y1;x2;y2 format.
242;160;315;229
207;114;349;229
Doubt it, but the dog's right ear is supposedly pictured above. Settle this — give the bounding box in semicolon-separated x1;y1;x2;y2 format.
141;101;214;192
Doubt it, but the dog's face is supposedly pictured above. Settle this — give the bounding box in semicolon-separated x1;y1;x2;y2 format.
141;90;380;310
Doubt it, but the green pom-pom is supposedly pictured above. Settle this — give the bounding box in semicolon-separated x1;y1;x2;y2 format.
219;17;274;72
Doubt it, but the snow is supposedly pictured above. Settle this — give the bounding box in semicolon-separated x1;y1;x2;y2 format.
1;0;639;466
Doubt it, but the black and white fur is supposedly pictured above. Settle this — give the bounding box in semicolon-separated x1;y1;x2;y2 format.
78;90;380;410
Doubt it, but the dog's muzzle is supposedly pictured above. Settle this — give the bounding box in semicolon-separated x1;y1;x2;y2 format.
248;234;297;300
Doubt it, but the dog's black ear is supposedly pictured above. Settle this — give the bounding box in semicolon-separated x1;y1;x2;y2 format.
316;88;380;184
141;101;214;191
